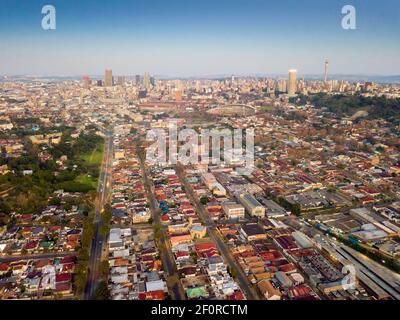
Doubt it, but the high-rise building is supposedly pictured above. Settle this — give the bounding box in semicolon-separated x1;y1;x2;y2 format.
150;76;155;87
117;76;125;86
287;69;297;96
82;75;91;89
175;89;183;101
105;69;113;87
277;79;287;93
195;81;201;93
324;59;329;83
143;72;151;89
135;75;141;85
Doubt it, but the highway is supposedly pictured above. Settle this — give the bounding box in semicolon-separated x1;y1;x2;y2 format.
137;142;186;300
84;129;113;300
176;164;260;300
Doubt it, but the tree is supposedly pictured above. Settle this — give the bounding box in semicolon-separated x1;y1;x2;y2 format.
95;281;110;300
291;203;301;216
99;260;110;277
200;197;209;205
0;199;11;215
228;266;238;278
77;248;89;262
102;204;112;224
19;284;26;294
153;225;162;241
278;197;301;216
100;224;110;237
49;197;61;206
81;219;94;248
74;267;88;295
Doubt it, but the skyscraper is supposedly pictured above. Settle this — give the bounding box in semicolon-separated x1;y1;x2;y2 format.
324;59;329;83
117;76;125;86
288;69;297;96
150;76;156;87
105;69;113;87
277;79;287;93
143;72;150;89
175;89;183;101
82;75;91;89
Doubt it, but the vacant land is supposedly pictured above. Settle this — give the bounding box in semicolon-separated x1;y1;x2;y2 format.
260;105;276;113
75;142;104;189
75;174;99;190
81;142;104;166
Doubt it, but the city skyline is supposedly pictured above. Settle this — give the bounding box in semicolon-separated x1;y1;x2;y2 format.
0;0;399;76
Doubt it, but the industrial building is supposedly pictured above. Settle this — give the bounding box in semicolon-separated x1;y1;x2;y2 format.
238;193;266;218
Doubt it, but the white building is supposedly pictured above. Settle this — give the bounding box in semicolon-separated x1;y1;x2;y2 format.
222;202;245;220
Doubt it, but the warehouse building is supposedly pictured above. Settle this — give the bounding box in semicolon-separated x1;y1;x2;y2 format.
238;193;266;218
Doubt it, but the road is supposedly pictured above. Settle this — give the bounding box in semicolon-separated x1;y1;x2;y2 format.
137;143;186;300
0;252;76;263
84;129;113;300
176;164;260;300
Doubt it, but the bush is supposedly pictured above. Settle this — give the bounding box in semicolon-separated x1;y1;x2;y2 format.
95;281;110;300
200;197;209;205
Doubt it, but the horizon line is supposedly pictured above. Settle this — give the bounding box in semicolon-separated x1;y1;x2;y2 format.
2;73;400;79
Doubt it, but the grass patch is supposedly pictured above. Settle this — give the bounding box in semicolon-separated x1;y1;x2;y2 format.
72;141;105;192
81;142;104;166
75;174;98;189
260;105;275;113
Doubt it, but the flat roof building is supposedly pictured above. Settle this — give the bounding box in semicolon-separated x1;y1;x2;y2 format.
238;193;265;218
222;202;245;220
240;223;267;241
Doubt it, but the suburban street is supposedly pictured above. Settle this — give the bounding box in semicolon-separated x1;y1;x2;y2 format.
0;252;76;263
84;129;114;300
176;164;260;300
137;142;187;300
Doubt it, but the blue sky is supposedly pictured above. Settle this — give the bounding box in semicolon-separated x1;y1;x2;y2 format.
0;0;399;76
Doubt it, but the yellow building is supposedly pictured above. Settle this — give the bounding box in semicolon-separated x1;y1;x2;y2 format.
114;150;125;160
168;224;189;235
5;144;24;154
190;225;207;239
371;156;380;166
29;133;62;145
